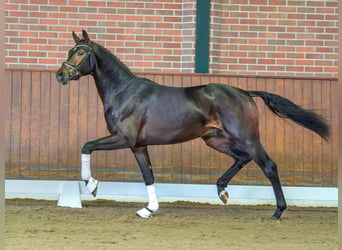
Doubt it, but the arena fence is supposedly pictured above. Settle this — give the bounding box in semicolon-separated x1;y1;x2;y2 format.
5;69;337;188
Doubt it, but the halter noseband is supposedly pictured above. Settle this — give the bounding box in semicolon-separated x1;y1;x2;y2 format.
62;44;93;79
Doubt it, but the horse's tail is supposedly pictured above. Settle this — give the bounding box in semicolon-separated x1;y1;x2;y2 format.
248;90;330;141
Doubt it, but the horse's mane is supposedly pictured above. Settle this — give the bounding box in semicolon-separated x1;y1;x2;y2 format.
90;40;135;77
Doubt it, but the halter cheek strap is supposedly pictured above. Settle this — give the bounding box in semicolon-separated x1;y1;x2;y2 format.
63;44;94;79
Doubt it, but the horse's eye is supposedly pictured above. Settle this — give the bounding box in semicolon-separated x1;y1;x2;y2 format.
78;51;85;56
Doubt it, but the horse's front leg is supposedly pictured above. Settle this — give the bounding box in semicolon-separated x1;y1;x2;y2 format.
132;146;159;218
81;133;133;197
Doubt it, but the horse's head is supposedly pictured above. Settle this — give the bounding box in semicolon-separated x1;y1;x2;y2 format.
56;30;96;84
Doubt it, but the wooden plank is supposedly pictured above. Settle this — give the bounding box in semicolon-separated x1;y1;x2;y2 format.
154;74;163;85
48;72;61;178
292;79;305;185
67;74;80;179
329;80;338;185
321;80;332;186
20;71;31;178
283;78;296;185
29;71;41;178
39;72;51;178
163;74;173;87
302;79;314;185
312;80;323;185
8;71;22;178
5;71;13;177
58;77;70;177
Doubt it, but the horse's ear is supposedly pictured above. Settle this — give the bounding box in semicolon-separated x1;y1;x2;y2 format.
82;30;90;44
72;31;80;44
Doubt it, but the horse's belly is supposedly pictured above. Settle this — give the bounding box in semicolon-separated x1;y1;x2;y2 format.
138;122;204;145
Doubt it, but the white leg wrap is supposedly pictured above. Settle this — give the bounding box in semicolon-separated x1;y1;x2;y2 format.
81;154;91;180
146;185;159;212
81;154;98;196
136;184;159;218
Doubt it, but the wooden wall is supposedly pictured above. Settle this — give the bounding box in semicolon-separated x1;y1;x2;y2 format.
5;69;338;187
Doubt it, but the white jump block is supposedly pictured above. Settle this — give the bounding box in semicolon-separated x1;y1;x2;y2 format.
57;181;82;208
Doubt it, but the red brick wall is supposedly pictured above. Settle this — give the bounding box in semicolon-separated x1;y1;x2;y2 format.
5;0;197;73
5;0;337;77
210;0;338;77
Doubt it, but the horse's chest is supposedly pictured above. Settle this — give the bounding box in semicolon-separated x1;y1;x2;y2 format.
104;104;139;132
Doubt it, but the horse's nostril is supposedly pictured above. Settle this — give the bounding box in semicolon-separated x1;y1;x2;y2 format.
56;71;65;82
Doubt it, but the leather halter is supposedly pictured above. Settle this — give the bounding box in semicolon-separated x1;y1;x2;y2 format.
62;44;93;79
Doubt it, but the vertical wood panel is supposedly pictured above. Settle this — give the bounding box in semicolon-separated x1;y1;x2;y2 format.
30;72;41;177
20;71;31;178
77;76;89;179
321;80;332;186
312;80;323;185
58;77;70;176
330;78;338;185
292;79;305;184
302;80;314;184
39;72;51;178
9;71;22;177
283;79;295;185
48;72;60;178
5;71;13;176
67;75;80;178
5;70;338;187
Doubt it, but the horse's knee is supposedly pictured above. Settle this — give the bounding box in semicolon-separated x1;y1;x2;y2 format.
81;143;92;154
262;162;279;181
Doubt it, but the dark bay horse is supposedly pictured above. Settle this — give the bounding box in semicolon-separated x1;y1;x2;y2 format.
56;30;329;220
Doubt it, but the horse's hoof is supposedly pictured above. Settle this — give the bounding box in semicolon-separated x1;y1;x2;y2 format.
219;190;229;204
136;207;153;218
91;186;98;197
271;207;286;220
85;177;98;197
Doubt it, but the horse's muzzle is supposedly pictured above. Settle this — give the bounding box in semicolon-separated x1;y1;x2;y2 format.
56;69;69;85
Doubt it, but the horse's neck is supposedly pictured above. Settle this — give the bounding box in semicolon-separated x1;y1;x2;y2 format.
91;44;136;103
92;62;135;103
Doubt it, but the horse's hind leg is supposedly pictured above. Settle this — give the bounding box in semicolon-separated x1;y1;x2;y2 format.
132;146;159;218
216;148;251;204
202;133;252;204
203;132;286;220
244;140;287;220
